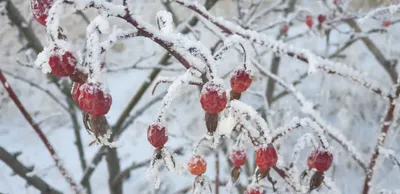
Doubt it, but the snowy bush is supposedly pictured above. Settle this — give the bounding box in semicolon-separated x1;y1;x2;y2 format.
0;0;400;193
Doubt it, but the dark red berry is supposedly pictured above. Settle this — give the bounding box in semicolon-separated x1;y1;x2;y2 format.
318;15;326;24
48;50;77;77
188;155;207;175
281;24;289;34
71;82;81;104
200;81;227;114
307;150;333;172
30;0;53;26
230;69;252;93
244;185;263;194
78;82;112;118
306;15;313;28
256;144;278;170
383;21;391;28
230;149;247;167
147;123;168;149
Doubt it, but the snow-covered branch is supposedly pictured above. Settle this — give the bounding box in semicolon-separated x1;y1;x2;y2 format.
253;60;367;171
171;0;390;98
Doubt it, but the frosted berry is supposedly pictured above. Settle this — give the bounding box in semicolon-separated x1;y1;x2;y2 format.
307;150;333;172
281;23;289;34
244;185;263;194
383;21;391;28
230;149;247;167
230;69;252;93
30;0;53;26
306;15;313;28
48;50;77;77
318;15;326;24
200;81;227;114
71;82;82;104
78;83;112;118
147;123;168;149
256;144;278;170
188;155;207;175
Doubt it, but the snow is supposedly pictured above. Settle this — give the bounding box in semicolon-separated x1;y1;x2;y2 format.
2;0;400;193
156;10;174;34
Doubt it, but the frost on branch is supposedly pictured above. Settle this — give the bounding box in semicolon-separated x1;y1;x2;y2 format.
357;4;400;24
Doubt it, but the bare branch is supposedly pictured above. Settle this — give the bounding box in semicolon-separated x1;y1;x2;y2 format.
0;71;82;193
0;147;62;194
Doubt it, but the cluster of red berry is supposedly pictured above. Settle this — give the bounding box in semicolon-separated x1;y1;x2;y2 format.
31;0;112;119
305;14;327;29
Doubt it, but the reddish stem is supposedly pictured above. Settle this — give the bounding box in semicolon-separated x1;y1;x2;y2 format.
362;85;400;194
0;71;81;194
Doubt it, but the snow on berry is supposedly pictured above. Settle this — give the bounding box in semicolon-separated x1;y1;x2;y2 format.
78;82;112;118
256;144;278;170
30;0;53;26
318;15;326;24
200;81;227;114
244;184;263;194
230;68;252;93
305;15;313;28
48;50;77;77
147;123;168;149
188;155;207;176
307;150;333;172
230;149;247;167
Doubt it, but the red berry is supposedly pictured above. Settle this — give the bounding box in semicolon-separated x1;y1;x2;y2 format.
200;81;227;114
78;82;112;118
230;149;247;167
281;24;289;34
256;144;278;170
307;150;333;172
147;123;168;149
244;185;263;194
306;15;313;28
30;0;53;26
333;0;340;5
318;15;326;24
383;21;391;28
71;82;81;104
48;50;77;77
230;69;252;93
188;155;207;175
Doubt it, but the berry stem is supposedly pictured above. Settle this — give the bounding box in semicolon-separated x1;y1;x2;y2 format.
0;71;82;194
238;43;247;69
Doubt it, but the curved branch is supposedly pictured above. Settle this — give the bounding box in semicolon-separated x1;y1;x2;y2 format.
0;147;62;194
0;71;82;193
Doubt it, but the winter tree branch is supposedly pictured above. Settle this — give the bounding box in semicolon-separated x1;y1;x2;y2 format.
0;146;62;194
0;70;82;193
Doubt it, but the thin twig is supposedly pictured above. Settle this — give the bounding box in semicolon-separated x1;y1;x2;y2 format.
0;69;68;112
362;84;400;194
0;71;82;193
